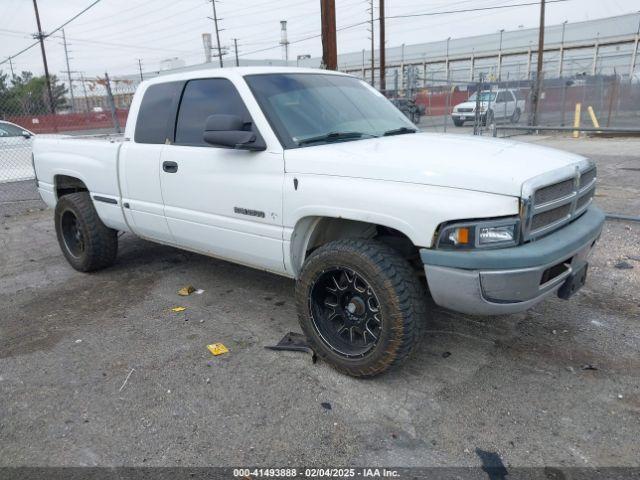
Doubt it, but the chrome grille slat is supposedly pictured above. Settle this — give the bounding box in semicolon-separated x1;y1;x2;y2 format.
522;162;596;241
534;178;575;204
579;168;596;189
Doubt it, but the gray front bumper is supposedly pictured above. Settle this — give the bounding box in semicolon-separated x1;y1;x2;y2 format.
420;206;605;315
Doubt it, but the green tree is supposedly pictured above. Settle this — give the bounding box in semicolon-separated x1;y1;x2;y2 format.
0;70;68;115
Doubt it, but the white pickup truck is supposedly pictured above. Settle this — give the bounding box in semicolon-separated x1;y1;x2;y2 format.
33;67;604;377
452;88;525;126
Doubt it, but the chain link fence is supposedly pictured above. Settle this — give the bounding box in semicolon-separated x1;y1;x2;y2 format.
2;65;639;218
380;66;640;137
1;74;138;216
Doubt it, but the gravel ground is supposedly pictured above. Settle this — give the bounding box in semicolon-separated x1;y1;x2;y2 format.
0;137;638;470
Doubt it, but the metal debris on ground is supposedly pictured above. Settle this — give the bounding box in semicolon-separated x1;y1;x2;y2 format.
194;289;205;295
171;306;187;312
321;402;332;410
119;368;135;392
581;364;599;371
265;332;317;364
207;343;229;356
178;285;196;296
614;261;634;269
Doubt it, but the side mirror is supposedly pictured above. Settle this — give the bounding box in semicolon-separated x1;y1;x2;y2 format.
22;132;32;139
202;114;266;151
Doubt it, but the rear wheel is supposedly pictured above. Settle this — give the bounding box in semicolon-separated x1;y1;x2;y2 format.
55;192;118;272
295;239;427;377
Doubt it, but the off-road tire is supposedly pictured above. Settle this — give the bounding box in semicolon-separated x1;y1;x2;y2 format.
295;239;427;377
54;192;118;272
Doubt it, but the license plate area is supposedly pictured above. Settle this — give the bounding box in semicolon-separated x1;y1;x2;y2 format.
557;261;588;300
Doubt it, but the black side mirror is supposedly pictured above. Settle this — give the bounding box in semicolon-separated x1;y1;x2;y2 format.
22;132;32;139
202;114;266;151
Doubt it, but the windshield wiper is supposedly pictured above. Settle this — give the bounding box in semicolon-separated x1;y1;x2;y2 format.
296;131;376;146
383;127;418;136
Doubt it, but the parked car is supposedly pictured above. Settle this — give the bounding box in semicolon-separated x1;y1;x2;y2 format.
33;67;603;377
0;120;35;182
452;89;525;126
390;97;421;123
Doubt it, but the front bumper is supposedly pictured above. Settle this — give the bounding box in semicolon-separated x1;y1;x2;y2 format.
452;112;484;121
420;206;605;315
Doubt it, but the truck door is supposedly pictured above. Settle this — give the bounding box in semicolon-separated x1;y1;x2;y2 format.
159;78;285;274
119;81;183;244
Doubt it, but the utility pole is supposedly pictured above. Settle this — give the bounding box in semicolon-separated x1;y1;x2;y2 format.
8;56;15;80
379;0;385;90
137;59;144;81
558;20;567;77
32;0;56;116
320;0;337;70
498;29;504;82
210;0;223;68
531;0;545;126
79;72;91;114
61;29;75;112
233;38;239;67
369;0;375;85
104;72;121;133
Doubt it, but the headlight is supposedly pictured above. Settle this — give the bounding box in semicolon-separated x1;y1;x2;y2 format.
436;218;519;250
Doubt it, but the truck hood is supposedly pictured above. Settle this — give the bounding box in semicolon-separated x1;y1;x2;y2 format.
284;132;586;197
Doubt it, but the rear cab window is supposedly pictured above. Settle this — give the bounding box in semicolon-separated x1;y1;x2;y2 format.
134;82;183;144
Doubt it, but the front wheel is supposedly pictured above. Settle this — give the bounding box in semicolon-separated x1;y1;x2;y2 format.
55;192;118;272
295;239;427;377
453;118;464;127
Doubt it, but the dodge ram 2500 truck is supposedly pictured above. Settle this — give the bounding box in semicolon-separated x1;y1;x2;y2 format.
33;67;604;377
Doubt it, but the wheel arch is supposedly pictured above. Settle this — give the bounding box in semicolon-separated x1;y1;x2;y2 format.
289;215;420;277
54;174;89;200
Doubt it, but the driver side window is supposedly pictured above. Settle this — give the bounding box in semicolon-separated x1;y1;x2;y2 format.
174;78;252;147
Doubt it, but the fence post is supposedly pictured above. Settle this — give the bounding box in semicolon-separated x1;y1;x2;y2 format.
473;74;482;135
104;72;121;134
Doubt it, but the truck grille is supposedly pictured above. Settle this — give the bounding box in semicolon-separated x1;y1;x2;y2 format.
522;164;596;241
457;108;474;113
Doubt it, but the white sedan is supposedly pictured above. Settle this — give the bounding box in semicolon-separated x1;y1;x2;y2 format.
0;120;35;183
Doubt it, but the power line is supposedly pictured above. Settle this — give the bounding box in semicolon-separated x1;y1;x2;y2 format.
385;0;569;20
0;0;102;67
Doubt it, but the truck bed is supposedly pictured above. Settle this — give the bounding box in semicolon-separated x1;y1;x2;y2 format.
33;135;129;232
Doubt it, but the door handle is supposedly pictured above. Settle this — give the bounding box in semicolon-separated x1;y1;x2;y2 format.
163;161;178;173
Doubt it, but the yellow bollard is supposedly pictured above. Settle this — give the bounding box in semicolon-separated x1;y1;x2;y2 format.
587;105;601;131
573;103;581;138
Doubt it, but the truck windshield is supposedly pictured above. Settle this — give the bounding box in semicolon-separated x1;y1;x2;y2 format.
469;91;496;102
245;73;416;148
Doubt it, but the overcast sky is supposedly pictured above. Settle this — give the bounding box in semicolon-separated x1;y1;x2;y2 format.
1;0;639;78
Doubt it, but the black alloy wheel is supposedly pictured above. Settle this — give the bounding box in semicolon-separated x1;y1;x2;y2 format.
309;267;382;358
60;209;85;258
